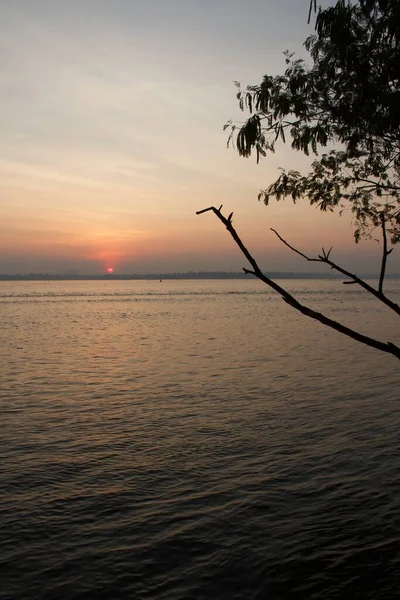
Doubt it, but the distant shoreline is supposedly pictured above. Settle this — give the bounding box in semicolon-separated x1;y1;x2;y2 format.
0;272;398;281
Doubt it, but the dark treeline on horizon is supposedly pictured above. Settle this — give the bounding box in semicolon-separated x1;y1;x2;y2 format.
0;271;399;281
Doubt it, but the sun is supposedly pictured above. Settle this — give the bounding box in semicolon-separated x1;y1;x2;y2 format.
107;268;114;274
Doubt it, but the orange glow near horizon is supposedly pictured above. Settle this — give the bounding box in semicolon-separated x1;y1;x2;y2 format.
1;3;385;276
0;206;370;275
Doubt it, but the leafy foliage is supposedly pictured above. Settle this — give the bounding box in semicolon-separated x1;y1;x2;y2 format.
227;0;400;244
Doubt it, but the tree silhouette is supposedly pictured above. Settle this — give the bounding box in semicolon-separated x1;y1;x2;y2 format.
198;0;400;359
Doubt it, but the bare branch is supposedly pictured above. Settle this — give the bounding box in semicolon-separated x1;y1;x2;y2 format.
379;212;393;294
197;206;400;360
270;228;400;316
271;228;312;261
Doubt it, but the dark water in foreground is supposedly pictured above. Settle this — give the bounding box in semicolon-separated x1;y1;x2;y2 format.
1;280;399;600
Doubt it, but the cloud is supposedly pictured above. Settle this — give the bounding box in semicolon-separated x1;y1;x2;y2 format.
0;0;389;275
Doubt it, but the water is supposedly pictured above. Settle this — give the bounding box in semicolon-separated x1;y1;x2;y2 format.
1;279;399;599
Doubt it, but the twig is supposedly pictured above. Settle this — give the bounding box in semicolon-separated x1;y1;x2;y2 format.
197;205;400;360
271;228;400;316
379;213;393;294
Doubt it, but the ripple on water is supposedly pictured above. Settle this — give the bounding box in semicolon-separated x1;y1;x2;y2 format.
0;280;399;599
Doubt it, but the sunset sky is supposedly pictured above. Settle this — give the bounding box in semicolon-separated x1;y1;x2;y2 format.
1;0;397;275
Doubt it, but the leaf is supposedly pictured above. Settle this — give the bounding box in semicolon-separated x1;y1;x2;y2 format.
223;0;400;244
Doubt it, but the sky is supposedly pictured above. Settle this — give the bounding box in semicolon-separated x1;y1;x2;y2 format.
1;0;397;275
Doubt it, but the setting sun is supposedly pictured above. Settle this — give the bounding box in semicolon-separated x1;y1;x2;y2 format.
107;268;114;274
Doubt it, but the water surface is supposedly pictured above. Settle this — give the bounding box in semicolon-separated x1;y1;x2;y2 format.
1;279;399;599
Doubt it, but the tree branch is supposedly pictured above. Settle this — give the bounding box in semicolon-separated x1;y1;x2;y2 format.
355;178;400;192
379;212;393;294
271;228;400;316
197;206;400;360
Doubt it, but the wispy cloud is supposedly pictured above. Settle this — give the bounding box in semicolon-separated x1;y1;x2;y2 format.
0;0;379;274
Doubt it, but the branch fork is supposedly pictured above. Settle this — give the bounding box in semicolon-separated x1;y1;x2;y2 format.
197;205;400;360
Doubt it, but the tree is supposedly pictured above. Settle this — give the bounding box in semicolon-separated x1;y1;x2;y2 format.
198;0;400;360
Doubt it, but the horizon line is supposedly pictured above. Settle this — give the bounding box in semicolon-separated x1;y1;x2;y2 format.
1;271;399;281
